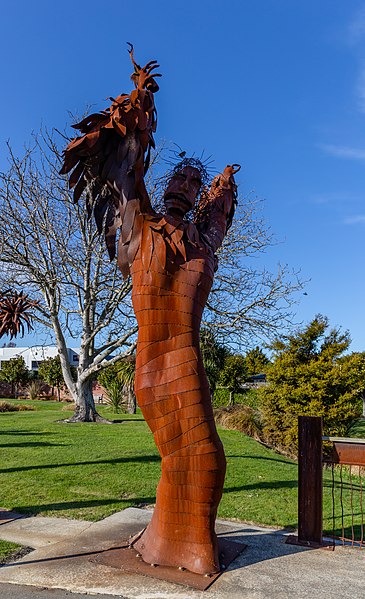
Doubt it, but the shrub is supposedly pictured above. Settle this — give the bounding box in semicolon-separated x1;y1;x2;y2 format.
98;359;136;413
104;380;126;413
0;401;34;412
214;405;263;441
261;316;364;456
235;388;261;410
213;386;230;408
200;328;229;394
27;380;41;401
213;386;261;409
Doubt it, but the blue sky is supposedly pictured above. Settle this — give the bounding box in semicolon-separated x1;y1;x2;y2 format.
1;0;365;351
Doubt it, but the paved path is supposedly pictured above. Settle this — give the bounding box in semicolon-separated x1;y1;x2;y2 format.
0;583;127;599
0;507;364;598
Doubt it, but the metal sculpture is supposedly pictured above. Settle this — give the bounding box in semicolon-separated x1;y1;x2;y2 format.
60;46;240;576
0;290;37;339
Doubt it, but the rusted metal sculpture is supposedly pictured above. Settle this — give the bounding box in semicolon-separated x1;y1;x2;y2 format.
60;46;240;576
0;290;37;339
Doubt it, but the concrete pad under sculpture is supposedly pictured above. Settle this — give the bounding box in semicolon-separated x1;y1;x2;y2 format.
0;508;364;598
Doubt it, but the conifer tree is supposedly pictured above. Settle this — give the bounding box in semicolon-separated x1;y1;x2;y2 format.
261;315;364;455
244;346;270;377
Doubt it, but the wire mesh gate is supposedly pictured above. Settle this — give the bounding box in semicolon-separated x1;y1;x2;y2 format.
324;436;365;548
287;416;365;549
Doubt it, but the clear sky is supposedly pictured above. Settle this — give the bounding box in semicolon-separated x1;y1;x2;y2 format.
1;0;365;351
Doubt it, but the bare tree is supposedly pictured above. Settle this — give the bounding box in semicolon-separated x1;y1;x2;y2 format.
0;131;304;422
0;132;137;421
206;194;304;346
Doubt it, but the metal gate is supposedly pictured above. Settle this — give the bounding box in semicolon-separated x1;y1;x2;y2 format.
287;416;365;549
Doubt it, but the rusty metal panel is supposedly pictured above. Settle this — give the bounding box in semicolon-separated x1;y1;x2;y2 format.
326;442;365;466
298;416;323;545
92;537;246;591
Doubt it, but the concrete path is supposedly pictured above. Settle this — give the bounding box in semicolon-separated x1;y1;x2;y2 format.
0;507;364;599
0;584;124;599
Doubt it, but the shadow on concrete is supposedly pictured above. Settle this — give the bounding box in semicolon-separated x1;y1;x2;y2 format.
0;545;129;569
217;529;310;570
11;497;156;516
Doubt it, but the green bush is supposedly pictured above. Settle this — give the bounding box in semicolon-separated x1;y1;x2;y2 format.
27;380;41;401
0;401;34;412
235;388;261;409
104;380;126;413
261;316;364;456
213;386;261;409
214;405;263;440
212;387;230;407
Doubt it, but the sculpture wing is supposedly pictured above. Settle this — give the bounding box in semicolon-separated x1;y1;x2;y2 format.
59;47;160;277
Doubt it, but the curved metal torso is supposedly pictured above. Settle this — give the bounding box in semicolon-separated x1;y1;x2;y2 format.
130;219;226;575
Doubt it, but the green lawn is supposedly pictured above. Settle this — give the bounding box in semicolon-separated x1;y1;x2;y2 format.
0;540;20;563
348;417;365;438
0;399;360;539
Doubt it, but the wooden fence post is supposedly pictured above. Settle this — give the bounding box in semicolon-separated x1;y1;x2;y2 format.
298;415;323;545
286;415;324;547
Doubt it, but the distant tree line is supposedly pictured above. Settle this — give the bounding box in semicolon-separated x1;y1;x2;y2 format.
2;314;363;460
0;355;76;401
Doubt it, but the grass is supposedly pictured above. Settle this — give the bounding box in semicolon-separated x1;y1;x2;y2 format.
0;398;362;540
348;417;365;438
213;387;261;409
0;540;21;562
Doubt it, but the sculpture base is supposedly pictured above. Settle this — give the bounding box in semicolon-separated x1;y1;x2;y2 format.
92;537;246;591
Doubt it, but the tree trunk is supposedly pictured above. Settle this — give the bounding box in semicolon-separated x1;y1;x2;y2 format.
57;384;61;402
229;390;234;406
53;328;113;423
61;377;112;423
127;388;136;414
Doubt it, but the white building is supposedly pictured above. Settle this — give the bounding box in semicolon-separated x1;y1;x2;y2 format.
0;346;79;372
